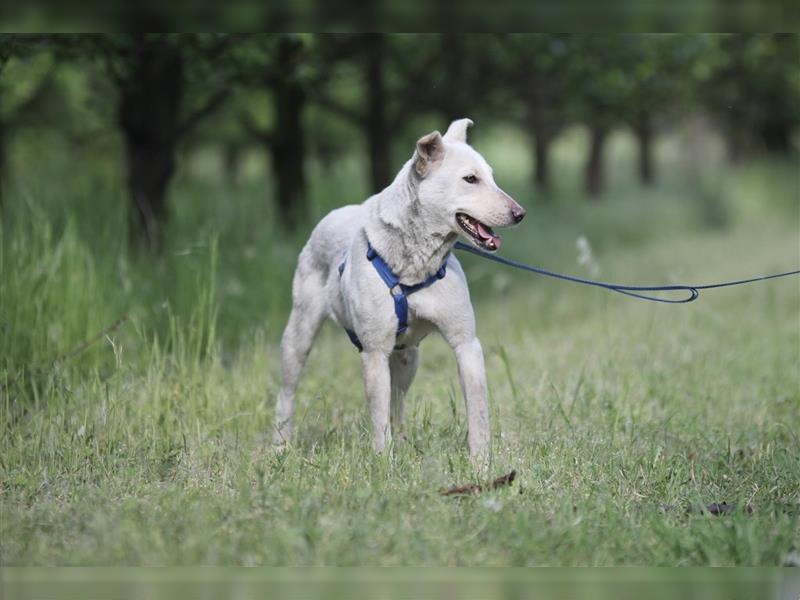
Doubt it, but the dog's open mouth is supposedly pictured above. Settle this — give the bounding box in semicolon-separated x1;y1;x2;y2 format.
456;212;501;251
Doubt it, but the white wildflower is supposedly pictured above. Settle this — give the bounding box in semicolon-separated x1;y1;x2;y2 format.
576;236;600;277
482;498;503;512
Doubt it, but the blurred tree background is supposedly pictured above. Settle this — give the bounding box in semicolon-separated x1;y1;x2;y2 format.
0;33;797;352
2;34;797;233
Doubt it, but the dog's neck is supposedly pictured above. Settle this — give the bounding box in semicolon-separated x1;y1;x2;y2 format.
364;162;457;284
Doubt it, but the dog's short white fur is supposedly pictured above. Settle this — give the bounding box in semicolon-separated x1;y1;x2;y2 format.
273;118;525;460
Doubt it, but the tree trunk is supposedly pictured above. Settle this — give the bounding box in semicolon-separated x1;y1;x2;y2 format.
223;141;244;186
530;122;555;195
636;112;655;186
525;85;559;197
270;37;307;229
118;37;183;250
724;127;747;163
364;34;390;193
0;115;5;210
584;125;608;199
124;143;176;249
760;118;791;155
440;33;467;120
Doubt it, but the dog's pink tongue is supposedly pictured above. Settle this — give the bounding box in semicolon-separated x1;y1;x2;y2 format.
476;222;501;250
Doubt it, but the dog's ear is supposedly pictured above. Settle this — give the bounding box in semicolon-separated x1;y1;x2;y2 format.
414;131;445;177
443;118;473;143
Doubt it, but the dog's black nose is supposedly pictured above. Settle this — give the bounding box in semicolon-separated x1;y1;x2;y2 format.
511;206;526;224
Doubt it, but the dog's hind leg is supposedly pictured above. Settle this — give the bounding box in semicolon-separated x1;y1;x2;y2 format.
273;266;327;448
389;346;420;438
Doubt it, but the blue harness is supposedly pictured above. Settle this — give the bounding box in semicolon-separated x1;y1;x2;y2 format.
338;243;449;352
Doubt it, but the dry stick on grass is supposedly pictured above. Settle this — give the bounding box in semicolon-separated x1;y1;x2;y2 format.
659;502;756;516
2;314;130;394
440;470;517;497
53;314;130;364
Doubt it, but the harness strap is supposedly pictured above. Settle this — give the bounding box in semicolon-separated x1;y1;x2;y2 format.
338;243;448;351
344;328;363;352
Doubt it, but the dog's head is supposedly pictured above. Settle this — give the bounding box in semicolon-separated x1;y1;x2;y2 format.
411;118;525;251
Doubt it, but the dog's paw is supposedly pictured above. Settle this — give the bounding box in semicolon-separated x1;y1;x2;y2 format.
271;428;292;452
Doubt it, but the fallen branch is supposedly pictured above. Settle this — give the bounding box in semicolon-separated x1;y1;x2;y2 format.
658;501;755;515
441;470;516;497
55;314;130;364
1;314;130;401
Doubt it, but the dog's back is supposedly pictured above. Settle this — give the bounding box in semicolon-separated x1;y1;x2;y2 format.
300;202;371;276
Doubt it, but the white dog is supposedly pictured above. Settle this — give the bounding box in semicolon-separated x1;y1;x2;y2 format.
273;118;525;460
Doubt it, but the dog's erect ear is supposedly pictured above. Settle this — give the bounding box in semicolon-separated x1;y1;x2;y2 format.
443;118;473;143
414;130;445;177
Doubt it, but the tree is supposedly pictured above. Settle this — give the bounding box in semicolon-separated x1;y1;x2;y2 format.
490;34;572;195
0;37;57;208
97;34;239;249
427;34;475;121
238;34;316;229
562;36;695;198
623;35;708;185
560;37;633;198
313;34;440;194
702;34;800;161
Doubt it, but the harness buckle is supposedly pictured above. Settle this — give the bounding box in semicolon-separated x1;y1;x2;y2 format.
390;284;404;297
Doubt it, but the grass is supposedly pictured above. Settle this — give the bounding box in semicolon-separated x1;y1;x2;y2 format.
1;127;799;566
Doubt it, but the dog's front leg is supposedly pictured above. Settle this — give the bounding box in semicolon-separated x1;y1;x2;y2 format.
361;350;392;453
453;338;490;461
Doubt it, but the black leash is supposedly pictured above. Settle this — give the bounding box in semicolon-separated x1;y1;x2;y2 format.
453;241;800;304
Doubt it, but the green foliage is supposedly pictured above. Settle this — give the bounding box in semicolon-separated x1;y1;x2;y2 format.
699;34;800;155
3;34;797;223
554;35;701;129
0;49;54;118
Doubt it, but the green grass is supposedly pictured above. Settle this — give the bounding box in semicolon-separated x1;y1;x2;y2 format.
1;129;799;566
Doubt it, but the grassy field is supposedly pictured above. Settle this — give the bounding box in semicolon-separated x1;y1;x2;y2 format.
1;128;799;566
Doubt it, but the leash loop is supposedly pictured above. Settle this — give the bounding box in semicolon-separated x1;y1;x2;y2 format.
453;241;799;304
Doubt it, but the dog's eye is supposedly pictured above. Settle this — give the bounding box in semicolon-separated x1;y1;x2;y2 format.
463;175;478;184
